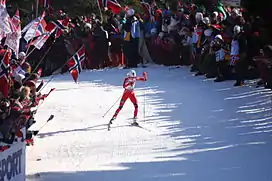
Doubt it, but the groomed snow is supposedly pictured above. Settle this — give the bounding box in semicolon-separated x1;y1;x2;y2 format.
26;65;272;181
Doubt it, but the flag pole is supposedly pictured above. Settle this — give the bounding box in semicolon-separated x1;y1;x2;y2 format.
39;45;85;91
97;0;103;23
25;11;45;55
26;46;37;58
22;45;52;84
36;0;39;18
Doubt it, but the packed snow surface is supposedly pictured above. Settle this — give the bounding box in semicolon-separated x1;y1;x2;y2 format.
26;65;272;181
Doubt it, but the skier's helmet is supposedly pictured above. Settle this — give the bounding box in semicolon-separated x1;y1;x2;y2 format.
127;70;136;77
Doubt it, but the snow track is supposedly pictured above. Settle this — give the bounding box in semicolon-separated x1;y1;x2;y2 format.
27;65;272;181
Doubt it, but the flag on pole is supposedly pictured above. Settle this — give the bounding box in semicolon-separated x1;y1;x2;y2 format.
0;0;12;34
27;22;57;50
66;46;85;83
24;11;46;42
5;9;21;58
99;0;122;14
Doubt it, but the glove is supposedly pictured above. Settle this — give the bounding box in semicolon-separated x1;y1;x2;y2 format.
142;72;147;80
32;110;37;115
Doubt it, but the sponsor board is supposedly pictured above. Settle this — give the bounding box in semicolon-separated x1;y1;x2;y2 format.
221;0;241;7
0;131;26;181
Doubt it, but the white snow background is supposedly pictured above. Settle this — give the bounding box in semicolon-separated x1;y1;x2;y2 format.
26;65;272;181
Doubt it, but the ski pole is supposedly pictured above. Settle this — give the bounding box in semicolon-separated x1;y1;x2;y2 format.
143;85;146;122
32;115;54;136
102;95;122;118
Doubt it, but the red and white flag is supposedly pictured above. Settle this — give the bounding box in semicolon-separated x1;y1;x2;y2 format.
99;0;122;14
66;46;85;83
0;0;12;34
24;11;46;42
28;23;57;50
5;9;21;58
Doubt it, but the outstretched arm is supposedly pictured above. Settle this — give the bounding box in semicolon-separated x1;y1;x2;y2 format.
136;72;147;81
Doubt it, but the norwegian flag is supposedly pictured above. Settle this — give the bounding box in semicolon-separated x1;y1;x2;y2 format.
0;0;12;34
24;12;46;42
66;46;85;83
44;17;71;39
11;9;21;31
5;9;21;58
51;20;66;30
28;23;57;50
22;14;44;33
99;0;122;14
51;19;70;38
28;33;50;50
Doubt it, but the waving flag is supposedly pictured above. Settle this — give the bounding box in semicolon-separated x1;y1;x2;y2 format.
99;0;122;14
24;11;46;42
66;46;85;83
47;18;70;39
5;9;21;58
27;23;57;50
22;16;42;33
11;9;21;31
0;0;12;34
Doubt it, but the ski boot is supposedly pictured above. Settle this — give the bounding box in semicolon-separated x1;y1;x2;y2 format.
131;117;139;126
109;117;116;125
108;117;116;131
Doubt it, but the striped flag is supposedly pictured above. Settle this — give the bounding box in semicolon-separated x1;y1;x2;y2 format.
4;9;21;58
0;0;12;34
99;0;122;14
66;46;85;83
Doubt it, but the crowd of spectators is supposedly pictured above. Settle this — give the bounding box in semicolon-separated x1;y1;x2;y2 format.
36;0;271;88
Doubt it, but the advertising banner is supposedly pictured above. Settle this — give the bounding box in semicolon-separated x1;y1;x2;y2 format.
0;133;26;181
221;0;241;7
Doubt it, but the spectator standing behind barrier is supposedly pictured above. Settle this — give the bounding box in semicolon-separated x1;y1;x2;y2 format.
230;25;248;86
92;17;110;69
123;9;141;68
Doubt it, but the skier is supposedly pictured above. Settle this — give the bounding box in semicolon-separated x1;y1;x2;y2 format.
109;70;147;127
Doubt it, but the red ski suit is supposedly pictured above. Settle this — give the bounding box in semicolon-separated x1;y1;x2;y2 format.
113;72;147;118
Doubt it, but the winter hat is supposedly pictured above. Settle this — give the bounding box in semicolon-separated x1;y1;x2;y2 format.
85;23;92;30
127;70;136;77
203;17;210;25
18;52;26;60
151;28;157;34
215;34;223;40
204;29;213;37
127;9;135;17
195;12;203;21
233;25;241;34
212;11;219;17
